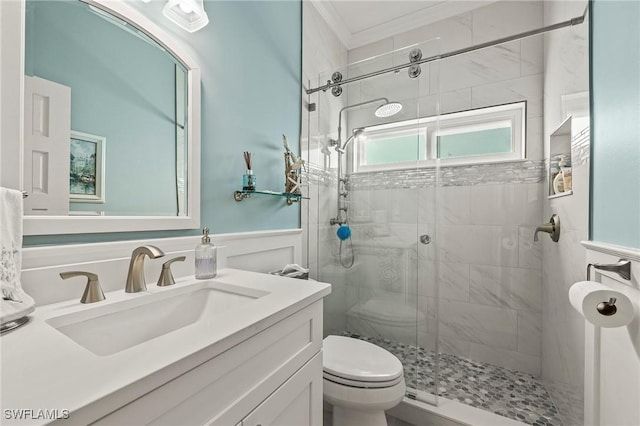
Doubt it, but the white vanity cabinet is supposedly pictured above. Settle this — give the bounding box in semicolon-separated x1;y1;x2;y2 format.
91;300;323;426
239;353;322;426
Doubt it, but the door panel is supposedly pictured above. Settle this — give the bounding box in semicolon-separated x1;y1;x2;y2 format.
24;76;70;215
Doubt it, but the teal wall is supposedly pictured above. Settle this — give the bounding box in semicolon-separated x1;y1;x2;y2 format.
24;0;302;246
26;0;179;217
590;0;640;248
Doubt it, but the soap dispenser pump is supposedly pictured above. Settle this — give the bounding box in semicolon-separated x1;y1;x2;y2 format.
195;227;217;279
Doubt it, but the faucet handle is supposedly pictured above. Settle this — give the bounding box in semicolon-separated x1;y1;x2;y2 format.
533;214;561;242
60;271;106;304
157;256;186;287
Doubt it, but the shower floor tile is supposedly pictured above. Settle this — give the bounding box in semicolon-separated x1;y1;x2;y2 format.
340;332;563;426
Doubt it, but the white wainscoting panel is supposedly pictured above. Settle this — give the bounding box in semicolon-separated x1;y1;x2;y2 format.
582;241;640;426
21;229;303;306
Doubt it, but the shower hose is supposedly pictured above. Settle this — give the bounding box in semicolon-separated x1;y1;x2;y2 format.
339;233;355;268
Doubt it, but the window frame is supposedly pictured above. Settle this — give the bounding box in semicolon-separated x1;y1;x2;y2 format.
353;101;527;172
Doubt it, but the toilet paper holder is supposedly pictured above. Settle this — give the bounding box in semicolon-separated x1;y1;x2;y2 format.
586;259;631;317
586;258;631;281
597;298;617;316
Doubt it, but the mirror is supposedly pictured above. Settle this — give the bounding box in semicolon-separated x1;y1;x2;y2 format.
17;0;200;235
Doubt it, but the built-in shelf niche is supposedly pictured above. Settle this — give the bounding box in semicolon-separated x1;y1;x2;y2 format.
548;116;573;199
548;92;590;200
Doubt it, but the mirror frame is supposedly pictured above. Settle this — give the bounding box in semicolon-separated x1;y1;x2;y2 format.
0;0;201;235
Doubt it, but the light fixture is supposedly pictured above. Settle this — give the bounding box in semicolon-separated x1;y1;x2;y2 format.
162;0;209;33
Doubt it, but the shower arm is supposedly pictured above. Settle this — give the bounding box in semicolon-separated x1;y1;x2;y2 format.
336;97;388;150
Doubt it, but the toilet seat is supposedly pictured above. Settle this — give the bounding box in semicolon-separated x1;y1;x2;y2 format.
323;336;403;388
323;370;404;388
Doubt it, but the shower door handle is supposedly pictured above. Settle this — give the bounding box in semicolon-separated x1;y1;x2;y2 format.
420;235;431;245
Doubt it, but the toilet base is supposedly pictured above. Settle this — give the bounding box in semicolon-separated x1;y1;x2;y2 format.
333;405;388;426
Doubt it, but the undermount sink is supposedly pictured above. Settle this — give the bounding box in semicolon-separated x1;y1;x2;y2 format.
46;281;268;356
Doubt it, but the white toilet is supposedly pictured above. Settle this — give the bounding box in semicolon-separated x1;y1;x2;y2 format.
323;335;406;426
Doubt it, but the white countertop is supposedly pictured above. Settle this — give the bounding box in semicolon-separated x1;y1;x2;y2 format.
0;269;331;425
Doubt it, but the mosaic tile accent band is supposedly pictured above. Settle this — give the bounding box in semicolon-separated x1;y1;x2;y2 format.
439;160;546;187
339;332;563;426
303;162;336;186
303;160;546;191
304;146;590;191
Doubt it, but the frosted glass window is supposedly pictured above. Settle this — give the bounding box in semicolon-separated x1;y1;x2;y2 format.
363;134;426;165
437;126;512;159
355;101;525;172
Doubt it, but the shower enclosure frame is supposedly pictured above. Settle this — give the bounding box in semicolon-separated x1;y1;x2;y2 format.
310;37;441;404
305;4;590;423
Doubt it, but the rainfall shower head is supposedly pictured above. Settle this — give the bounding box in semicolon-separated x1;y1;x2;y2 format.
375;101;403;118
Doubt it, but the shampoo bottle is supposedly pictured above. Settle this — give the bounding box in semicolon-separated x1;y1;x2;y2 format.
195;227;217;279
559;158;572;192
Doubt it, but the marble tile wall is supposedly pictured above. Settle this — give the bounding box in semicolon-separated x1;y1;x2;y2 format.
304;0;591;393
329;1;547;375
343;181;545;375
346;1;545;162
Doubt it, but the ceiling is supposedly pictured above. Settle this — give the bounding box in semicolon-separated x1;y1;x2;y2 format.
311;0;497;50
330;1;445;34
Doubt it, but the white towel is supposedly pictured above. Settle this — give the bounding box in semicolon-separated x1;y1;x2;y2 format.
1;187;35;324
270;264;309;279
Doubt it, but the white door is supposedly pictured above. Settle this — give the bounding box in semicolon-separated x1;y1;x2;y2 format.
240;353;322;426
23;76;71;215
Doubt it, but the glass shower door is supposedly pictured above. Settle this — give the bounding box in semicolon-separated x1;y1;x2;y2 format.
307;37;441;402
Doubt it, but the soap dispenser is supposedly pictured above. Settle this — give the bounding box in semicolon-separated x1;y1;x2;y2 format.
195;227;217;279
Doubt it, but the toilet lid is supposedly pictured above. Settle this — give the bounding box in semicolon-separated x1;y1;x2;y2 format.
323;336;403;383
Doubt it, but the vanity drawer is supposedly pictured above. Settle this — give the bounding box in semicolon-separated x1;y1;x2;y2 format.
92;300;323;426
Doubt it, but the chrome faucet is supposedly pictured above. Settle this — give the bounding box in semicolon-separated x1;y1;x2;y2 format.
125;245;165;293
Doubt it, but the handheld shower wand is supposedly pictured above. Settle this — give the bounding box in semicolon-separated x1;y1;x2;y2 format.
328;98;403;269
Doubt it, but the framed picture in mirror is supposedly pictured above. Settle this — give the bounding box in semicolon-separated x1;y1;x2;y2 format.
69;131;105;203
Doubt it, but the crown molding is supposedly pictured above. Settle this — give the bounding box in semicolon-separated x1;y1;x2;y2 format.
309;0;352;48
